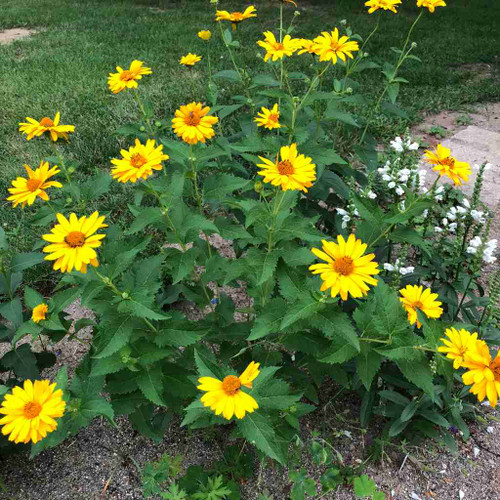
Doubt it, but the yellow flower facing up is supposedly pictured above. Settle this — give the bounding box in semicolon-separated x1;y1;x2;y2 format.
309;235;380;301
7;161;62;208
215;6;257;30
417;0;446;13
365;0;402;14
32;303;48;324
312;29;359;64
19;112;75;142
297;39;318;55
180;53;202;67
257;143;316;192
462;342;500;407
107;60;152;94
197;361;260;420
438;327;480;369
256;32;301;62
254;104;281;130
0;380;65;444
424;144;471;186
399;284;443;328
172;102;218;145
42;212;107;274
111;138;169;184
197;30;212;41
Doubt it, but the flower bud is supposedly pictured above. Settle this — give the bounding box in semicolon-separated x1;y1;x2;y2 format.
294;10;300;16
68;166;75;174
155;121;162;127
254;181;263;193
340;19;347;25
140;126;146;132
121;291;130;300
65;197;72;204
411;42;417;48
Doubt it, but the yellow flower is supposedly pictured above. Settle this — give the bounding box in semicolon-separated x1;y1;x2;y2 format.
365;0;402;14
424;144;471;186
197;30;212;41
111;139;169;183
438;327;480;369
42;212;107;274
7;161;62;208
0;380;65;444
257;143;316;192
215;6;257;30
256;32;301;62
309;235;380;301
19;112;75;142
399;284;443;328
172;102;218;145
312;29;359;64
417;0;446;13
462;343;500;407
297;39;318;55
107;60;152;94
254;104;281;130
197;361;260;420
180;53;202;67
32;303;48;324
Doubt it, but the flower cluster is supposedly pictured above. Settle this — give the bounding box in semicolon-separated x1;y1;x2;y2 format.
467;236;498;264
383;259;415;276
389;135;419;153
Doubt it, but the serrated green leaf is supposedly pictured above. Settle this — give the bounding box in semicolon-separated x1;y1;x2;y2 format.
281;296;323;330
137;365;165;406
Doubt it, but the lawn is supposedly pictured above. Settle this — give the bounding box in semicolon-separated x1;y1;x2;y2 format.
0;0;499;288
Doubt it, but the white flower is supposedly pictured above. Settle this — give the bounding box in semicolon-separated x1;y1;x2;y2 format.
434;227;443;233
462;198;471;209
470;210;486;224
469;236;482;248
448;223;457;232
408;141;419;150
442;218;448;226
388;181;396;189
367;190;377;199
396;186;405;196
384;263;396;272
400;266;414;275
336;208;348;216
422;210;429;218
390;136;404;152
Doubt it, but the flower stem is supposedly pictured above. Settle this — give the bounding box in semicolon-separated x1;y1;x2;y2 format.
132;89;155;138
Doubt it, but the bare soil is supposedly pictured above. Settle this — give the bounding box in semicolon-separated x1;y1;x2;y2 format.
0;29;36;45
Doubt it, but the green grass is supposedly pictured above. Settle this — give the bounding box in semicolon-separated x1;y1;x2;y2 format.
0;0;499;289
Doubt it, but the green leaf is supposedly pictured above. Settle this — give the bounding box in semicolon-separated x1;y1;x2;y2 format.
397;355;435;398
137;365;165;406
420;411;450;428
320;343;359;364
203;174;249;203
130;404;170;442
379;390;410;406
125;206;163;234
250;73;280;88
277;265;303;302
248;298;286;341
280;247;315;267
155;322;208;347
353;474;377;498
385;199;433;224
93;315;134;359
389;417;410;437
0;298;23;328
311;309;360;350
324;107;360;128
0;344;39;379
356;344;383;390
24;286;44;309
280;296;323;330
212;69;241;82
401;400;420;422
10;252;45;272
168;248;197;284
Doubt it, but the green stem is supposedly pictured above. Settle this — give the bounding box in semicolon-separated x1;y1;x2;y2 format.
50;142;72;185
454;275;473;321
189;144;202;214
132;89;155;138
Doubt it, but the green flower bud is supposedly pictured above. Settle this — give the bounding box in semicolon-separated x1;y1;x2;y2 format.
140;126;146;132
254;181;263;193
66;197;73;204
155;121;162;127
68;166;75;174
121;291;130;300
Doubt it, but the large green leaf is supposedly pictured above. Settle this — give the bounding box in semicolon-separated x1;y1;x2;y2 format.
137;365;165;406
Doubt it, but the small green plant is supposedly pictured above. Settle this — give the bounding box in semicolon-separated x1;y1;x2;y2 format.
429;125;447;138
456;114;473;126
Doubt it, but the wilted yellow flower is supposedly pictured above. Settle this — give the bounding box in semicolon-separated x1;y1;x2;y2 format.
107;60;152;94
438;327;481;369
312;29;359;64
365;0;402;14
172;102;218;145
254;104;281;130
297;39;318;55
198;30;212;41
309;235;380;301
42;212;107;274
111;138;169;183
399;284;443;328
256;32;301;62
31;303;48;324
7;161;62;208
215;6;257;30
417;0;446;13
197;361;260;420
19;112;75;142
424;144;471;186
257;143;316;192
180;53;202;67
0;380;65;444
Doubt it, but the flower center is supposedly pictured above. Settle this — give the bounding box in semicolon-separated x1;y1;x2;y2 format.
26;178;42;192
130;153;147;168
277;160;294;175
65;231;86;248
232;12;244;21
23;401;42;419
273;43;285;51
334;256;354;276
39;117;54;127
185;111;201;126
268;113;279;123
329;41;341;52
120;70;136;81
222;375;241;396
440;157;455;169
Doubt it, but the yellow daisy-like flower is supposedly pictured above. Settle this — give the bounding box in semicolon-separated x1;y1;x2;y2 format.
462;343;500;407
32;303;48;324
215;6;257;30
297;39;318;55
309;235;380;301
257;143;316;193
111;139;169;184
7;161;62;208
312;29;359;64
19;112;75;142
256;32;301;62
197;361;260;420
0;380;65;444
438;327;480;369
399;284;443;328
417;0;446;13
180;53;202;67
107;60;152;94
171;102;218;145
42;212;107;274
254;104;281;130
365;0;402;14
197;30;212;41
424;144;471;186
